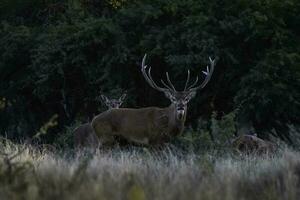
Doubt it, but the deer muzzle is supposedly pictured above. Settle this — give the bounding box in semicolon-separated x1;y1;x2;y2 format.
176;108;185;120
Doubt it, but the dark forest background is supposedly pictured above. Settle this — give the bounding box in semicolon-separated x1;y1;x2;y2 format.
0;0;299;145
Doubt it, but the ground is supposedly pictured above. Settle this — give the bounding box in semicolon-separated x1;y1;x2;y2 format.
0;139;299;200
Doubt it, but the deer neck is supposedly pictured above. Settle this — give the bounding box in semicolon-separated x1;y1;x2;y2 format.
167;104;186;136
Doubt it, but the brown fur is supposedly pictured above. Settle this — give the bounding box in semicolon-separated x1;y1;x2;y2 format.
232;134;277;155
73;94;126;149
90;55;215;147
91;104;186;146
73;123;99;148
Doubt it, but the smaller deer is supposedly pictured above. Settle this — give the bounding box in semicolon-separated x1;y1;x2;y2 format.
100;93;127;109
73;92;127;148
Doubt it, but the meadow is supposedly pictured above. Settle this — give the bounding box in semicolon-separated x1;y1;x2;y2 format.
0;138;299;200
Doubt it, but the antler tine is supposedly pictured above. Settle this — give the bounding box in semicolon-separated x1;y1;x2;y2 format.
187;75;199;90
184;69;190;90
161;79;174;91
166;72;176;92
147;67;162;89
142;53;147;67
141;54;156;89
141;54;169;92
188;57;216;91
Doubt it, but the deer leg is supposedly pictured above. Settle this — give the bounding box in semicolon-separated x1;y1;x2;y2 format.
86;132;100;149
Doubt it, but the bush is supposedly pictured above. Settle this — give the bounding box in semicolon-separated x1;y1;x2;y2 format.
176;110;237;153
53;121;82;149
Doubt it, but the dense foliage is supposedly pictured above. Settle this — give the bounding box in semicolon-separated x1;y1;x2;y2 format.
0;0;299;143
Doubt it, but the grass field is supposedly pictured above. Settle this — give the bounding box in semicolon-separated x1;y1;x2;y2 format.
0;139;299;200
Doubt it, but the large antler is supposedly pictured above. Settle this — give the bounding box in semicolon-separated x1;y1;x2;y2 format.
186;57;216;91
142;54;215;92
141;54;176;93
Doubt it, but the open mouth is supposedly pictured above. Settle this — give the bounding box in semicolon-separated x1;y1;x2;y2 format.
177;109;185;119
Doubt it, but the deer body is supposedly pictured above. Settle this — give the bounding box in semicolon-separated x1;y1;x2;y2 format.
73;123;99;148
92;104;185;145
232;134;277;155
73;93;126;148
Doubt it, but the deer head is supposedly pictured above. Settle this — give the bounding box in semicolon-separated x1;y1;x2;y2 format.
100;93;127;109
141;54;216;121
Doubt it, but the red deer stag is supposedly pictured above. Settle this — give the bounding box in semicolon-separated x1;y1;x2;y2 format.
91;54;216;146
73;93;127;148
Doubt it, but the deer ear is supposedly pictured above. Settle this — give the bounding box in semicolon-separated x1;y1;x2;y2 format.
184;91;196;102
188;91;197;99
164;91;175;102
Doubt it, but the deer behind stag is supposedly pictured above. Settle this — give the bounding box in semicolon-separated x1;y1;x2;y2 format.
73;93;126;148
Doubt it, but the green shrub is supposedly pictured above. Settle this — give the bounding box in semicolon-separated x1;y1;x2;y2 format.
177;110;237;153
53;121;81;149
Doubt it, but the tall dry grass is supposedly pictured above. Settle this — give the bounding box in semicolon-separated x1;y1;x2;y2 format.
0;139;299;200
